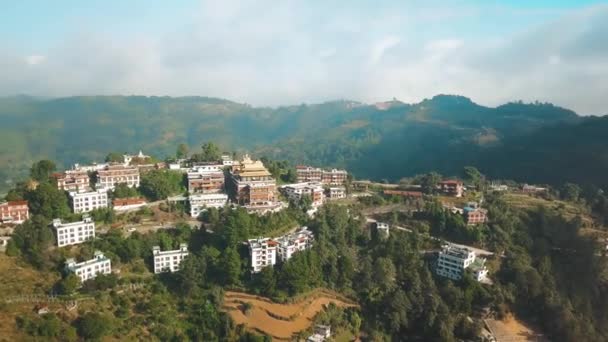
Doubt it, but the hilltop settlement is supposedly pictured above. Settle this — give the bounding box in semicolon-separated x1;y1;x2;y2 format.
1;142;608;342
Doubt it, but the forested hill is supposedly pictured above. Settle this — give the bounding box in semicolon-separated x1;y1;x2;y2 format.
0;94;603;192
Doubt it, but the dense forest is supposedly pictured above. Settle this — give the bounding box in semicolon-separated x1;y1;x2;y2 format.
2;94;607;195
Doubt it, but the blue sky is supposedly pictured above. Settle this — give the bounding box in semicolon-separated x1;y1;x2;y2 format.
1;1;607;114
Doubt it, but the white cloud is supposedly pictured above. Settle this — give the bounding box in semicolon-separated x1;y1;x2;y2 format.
24;55;46;66
0;2;607;114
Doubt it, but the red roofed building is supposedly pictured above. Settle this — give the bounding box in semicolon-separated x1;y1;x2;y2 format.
439;180;464;197
0;201;29;224
53;170;90;192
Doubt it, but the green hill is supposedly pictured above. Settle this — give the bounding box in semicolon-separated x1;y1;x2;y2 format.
1;94;604;193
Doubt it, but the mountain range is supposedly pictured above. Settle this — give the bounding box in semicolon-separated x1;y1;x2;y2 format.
0;94;606;193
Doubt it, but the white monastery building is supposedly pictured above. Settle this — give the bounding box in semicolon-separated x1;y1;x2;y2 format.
152;243;189;274
435;244;488;282
52;215;95;247
69;189;109;213
65;251;112;282
189;193;229;217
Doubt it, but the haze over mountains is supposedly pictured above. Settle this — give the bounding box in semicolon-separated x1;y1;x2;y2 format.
1;94;606;193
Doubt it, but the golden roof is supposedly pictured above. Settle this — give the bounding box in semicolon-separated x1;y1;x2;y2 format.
235;154;272;177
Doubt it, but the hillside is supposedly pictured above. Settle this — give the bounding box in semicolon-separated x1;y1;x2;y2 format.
1;94;601;194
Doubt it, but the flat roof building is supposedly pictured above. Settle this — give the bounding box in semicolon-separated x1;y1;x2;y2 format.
65;251;111;282
189;193;229;217
52;215;95;247
436;244;488;282
152;243;189;274
96;164;140;190
69;189;109;213
0;200;29;224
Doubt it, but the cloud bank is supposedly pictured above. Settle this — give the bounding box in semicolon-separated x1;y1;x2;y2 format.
1;1;607;114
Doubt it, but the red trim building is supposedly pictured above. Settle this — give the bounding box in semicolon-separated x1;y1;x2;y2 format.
0;201;29;224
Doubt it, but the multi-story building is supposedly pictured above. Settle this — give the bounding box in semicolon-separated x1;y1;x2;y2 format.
0;201;29;224
69;189;109;213
52;170;90;192
439;180;464;197
96;164;140;190
463;206;488;225
375;222;390;239
65;251;112;282
73;162;108;173
187;170;225;194
52;215;95;247
280;182;324;207
152;243;189;273
230;155;277;207
191;163;224;173
296;166;348;185
435;245;488;282
326;187;346;200
276;227;314;261
248;237;278;272
189;193;229;217
113;197;146;211
307;325;332;342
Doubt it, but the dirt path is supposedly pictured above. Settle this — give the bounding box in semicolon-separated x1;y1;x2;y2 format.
223;290;358;340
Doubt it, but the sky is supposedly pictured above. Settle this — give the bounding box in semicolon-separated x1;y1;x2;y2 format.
1;0;607;114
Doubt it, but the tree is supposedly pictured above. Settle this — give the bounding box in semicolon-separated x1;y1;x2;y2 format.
561;183;581;202
177;143;189;159
25;182;71;219
420;172;442;194
193;142;221;162
221;247;242;286
30;160;56;182
105;152;124;163
76;312;115;340
463;166;484;190
140;170;184;201
112;183;139;199
58;273;81;295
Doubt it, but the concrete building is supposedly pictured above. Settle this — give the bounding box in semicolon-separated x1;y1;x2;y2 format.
280;182;324;207
248;237;278;273
189;193;229;217
52;215;95;247
326;187;346;200
276;227;314;261
439;180;464;197
113;197;146;211
375;222;390;239
69;189;109;213
152;243;189;274
52;170;90;192
0;200;29;224
436;244;488;282
96;164;140;190
73;162;108;173
187;170;225;194
230;155;277;208
221;154;235;166
464;206;488;225
307;325;332;342
296;165;348;185
65;251;111;282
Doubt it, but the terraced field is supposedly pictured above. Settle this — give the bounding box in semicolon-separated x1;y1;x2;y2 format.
223;290;358;341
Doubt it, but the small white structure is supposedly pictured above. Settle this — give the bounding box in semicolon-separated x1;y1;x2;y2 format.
190;163;224;173
189;193;229;217
73;162;108;172
375;222;390;238
69;189;109;213
276;227;314;261
52;215;95;247
123;150;150;165
327;187;346;200
436;244;488;282
307;325;332;342
248;238;278;273
221;154;235;166
281;182;325;207
65;251;111;282
152;243;189;274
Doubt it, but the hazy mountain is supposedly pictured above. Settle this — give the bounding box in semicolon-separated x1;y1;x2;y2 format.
1;94;602;193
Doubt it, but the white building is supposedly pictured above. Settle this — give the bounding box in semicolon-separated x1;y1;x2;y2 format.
123;150;150;165
191;163;224;173
65;251;112;282
276;227;314;261
248;237;278;273
189;193;229;217
152;243;189;274
96;164;140;190
375;222;390;239
281;182;325;207
436;244;488;282
307;325;332;342
52;215;95;247
73;162;108;172
221;154;235;166
69;189;109;213
327;187;346;200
